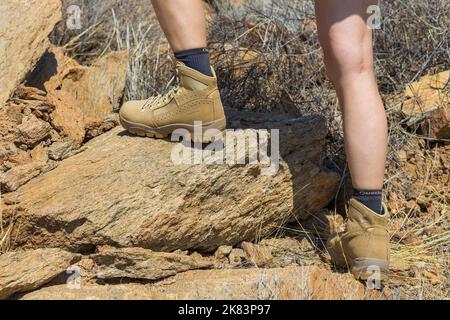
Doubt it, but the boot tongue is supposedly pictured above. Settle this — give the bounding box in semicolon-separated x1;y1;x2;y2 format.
348;198;388;226
178;64;210;91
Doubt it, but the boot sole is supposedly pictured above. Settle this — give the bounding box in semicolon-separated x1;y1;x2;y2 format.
119;116;227;143
351;258;389;282
328;246;390;283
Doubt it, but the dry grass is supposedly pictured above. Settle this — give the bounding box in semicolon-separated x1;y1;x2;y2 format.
0;193;15;254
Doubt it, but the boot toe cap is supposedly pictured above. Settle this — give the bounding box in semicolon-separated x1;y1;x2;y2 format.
119;100;145;123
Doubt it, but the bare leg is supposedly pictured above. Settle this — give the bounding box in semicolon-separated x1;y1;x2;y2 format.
151;0;207;52
315;0;388;190
119;0;225;142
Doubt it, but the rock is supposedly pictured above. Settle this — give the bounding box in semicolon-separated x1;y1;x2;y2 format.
0;103;23;141
0;248;77;299
27;46;127;126
26;46;79;92
0;94;56;192
0;163;42;192
390;257;411;272
300;210;345;240
422;270;441;286
173;249;189;255
397;149;408;162
40;160;60;175
402;70;450;139
13;86;47;101
84;115;119;141
47;90;85;146
8;111;339;252
214;245;233;260
0;0;62;103
300;16;318;34
233;237;319;269
30;144;48;165
19;100;55;122
0;104;52;192
241;242;274;267
92;246;213;281
403;70;449;116
420;105;450;140
47;139;76;161
259;237;315;267
21;266;390;300
17;115;52;147
0;143;19;168
59;51;129;120
228;248;245;266
0;143;31;170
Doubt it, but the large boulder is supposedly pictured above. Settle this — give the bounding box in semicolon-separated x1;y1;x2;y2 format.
0;248;78;299
20;265;390;300
6;111;339;252
0;0;62;104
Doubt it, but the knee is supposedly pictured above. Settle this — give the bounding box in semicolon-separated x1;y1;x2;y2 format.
319;27;374;84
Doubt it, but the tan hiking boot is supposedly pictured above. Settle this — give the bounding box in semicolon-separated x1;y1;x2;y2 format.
327;198;390;281
119;62;226;142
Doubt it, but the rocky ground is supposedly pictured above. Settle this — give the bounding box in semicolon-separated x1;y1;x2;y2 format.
0;0;448;300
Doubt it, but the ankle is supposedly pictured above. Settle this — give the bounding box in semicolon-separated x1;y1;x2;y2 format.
352;189;383;214
175;47;213;77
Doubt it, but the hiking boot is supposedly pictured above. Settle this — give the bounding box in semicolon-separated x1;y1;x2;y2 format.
119;62;226;143
327;198;390;281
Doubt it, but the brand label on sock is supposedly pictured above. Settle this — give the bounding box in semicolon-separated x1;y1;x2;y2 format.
354;190;382;196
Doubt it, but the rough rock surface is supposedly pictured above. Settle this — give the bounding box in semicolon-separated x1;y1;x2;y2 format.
402;70;449;139
403;70;449;116
47;91;86;147
7;112;339;252
214;245;233;260
0;0;62;103
0;90;55;192
1;163;42;193
258;237;317;267
21;266;390;300
228;248;246;266
420;105;449;139
0;248;77;299
92;246;213;281
17;115;52;147
84;114;119;141
30;46;128;123
0;47;126;192
241;241;274;267
58;51;129;120
27;46;128;142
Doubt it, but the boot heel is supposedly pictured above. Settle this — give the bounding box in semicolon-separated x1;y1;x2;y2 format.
351;258;389;281
191;118;227;143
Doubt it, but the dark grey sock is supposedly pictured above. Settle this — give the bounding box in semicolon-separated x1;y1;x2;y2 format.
175;47;213;77
352;189;383;214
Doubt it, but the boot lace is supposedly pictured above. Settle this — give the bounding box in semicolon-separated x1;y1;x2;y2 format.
142;71;181;110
